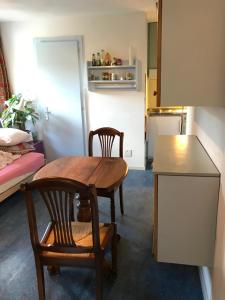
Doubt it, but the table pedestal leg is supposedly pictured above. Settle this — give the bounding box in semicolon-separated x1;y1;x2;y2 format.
77;191;91;222
47;265;60;275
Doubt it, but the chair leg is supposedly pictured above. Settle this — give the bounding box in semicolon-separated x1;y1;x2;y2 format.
110;194;115;223
119;184;124;215
111;224;117;274
35;257;45;300
95;255;103;300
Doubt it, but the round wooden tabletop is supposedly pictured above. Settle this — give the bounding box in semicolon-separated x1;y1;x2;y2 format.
34;156;128;191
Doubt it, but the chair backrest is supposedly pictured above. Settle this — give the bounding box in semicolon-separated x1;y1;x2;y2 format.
88;127;124;158
21;178;101;255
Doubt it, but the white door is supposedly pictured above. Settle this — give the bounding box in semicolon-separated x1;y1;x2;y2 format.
35;38;85;161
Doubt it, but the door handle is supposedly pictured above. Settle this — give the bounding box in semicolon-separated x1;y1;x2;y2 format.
45;107;51;120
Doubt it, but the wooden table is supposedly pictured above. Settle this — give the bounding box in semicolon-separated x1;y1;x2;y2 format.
34;156;128;221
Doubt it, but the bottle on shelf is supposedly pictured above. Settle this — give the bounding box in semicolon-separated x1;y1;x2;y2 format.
96;52;101;66
100;50;105;66
129;45;136;65
92;53;96;66
104;52;111;66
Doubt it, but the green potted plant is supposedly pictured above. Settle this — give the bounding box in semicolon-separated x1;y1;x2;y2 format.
0;94;39;131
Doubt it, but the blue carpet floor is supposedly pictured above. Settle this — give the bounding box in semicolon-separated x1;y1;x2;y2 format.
0;170;203;300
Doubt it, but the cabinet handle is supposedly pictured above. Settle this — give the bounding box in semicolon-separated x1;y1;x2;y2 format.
153;90;157;96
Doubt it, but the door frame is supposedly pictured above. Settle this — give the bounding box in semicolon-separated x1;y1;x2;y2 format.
34;36;88;155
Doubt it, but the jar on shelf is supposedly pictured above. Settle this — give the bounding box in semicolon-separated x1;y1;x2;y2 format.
125;72;133;80
90;71;95;81
111;73;118;80
102;72;110;80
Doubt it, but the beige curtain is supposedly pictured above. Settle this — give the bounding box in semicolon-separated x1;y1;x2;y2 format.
0;39;11;110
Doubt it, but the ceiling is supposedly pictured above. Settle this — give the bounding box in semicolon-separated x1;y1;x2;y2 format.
0;0;157;22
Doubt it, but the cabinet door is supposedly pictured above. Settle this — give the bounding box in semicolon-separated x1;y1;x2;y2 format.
157;175;219;266
157;0;225;106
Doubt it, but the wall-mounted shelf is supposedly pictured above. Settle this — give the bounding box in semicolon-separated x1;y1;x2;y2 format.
88;65;136;70
89;80;136;84
87;60;139;91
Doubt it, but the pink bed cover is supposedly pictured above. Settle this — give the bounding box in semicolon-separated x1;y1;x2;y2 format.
0;152;45;185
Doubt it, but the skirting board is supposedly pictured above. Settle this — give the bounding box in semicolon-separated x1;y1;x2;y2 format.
199;266;212;300
128;166;145;170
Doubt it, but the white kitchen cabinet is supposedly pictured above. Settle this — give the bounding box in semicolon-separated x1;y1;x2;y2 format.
152;135;220;266
157;0;225;106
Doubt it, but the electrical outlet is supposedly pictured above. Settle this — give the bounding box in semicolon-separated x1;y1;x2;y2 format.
125;150;132;157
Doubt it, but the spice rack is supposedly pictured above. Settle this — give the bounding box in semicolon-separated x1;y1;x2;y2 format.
87;60;139;91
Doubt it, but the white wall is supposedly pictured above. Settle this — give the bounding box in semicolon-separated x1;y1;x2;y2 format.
0;13;147;169
187;107;225;300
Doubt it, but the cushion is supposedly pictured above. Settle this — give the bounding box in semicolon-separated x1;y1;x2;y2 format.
0;142;35;154
0;128;32;146
47;222;105;245
0;150;21;170
42;222;113;259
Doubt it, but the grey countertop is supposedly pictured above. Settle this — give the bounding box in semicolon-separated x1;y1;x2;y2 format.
153;135;220;177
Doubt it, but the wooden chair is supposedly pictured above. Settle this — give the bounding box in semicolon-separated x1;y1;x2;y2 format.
88;127;124;223
21;178;117;300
